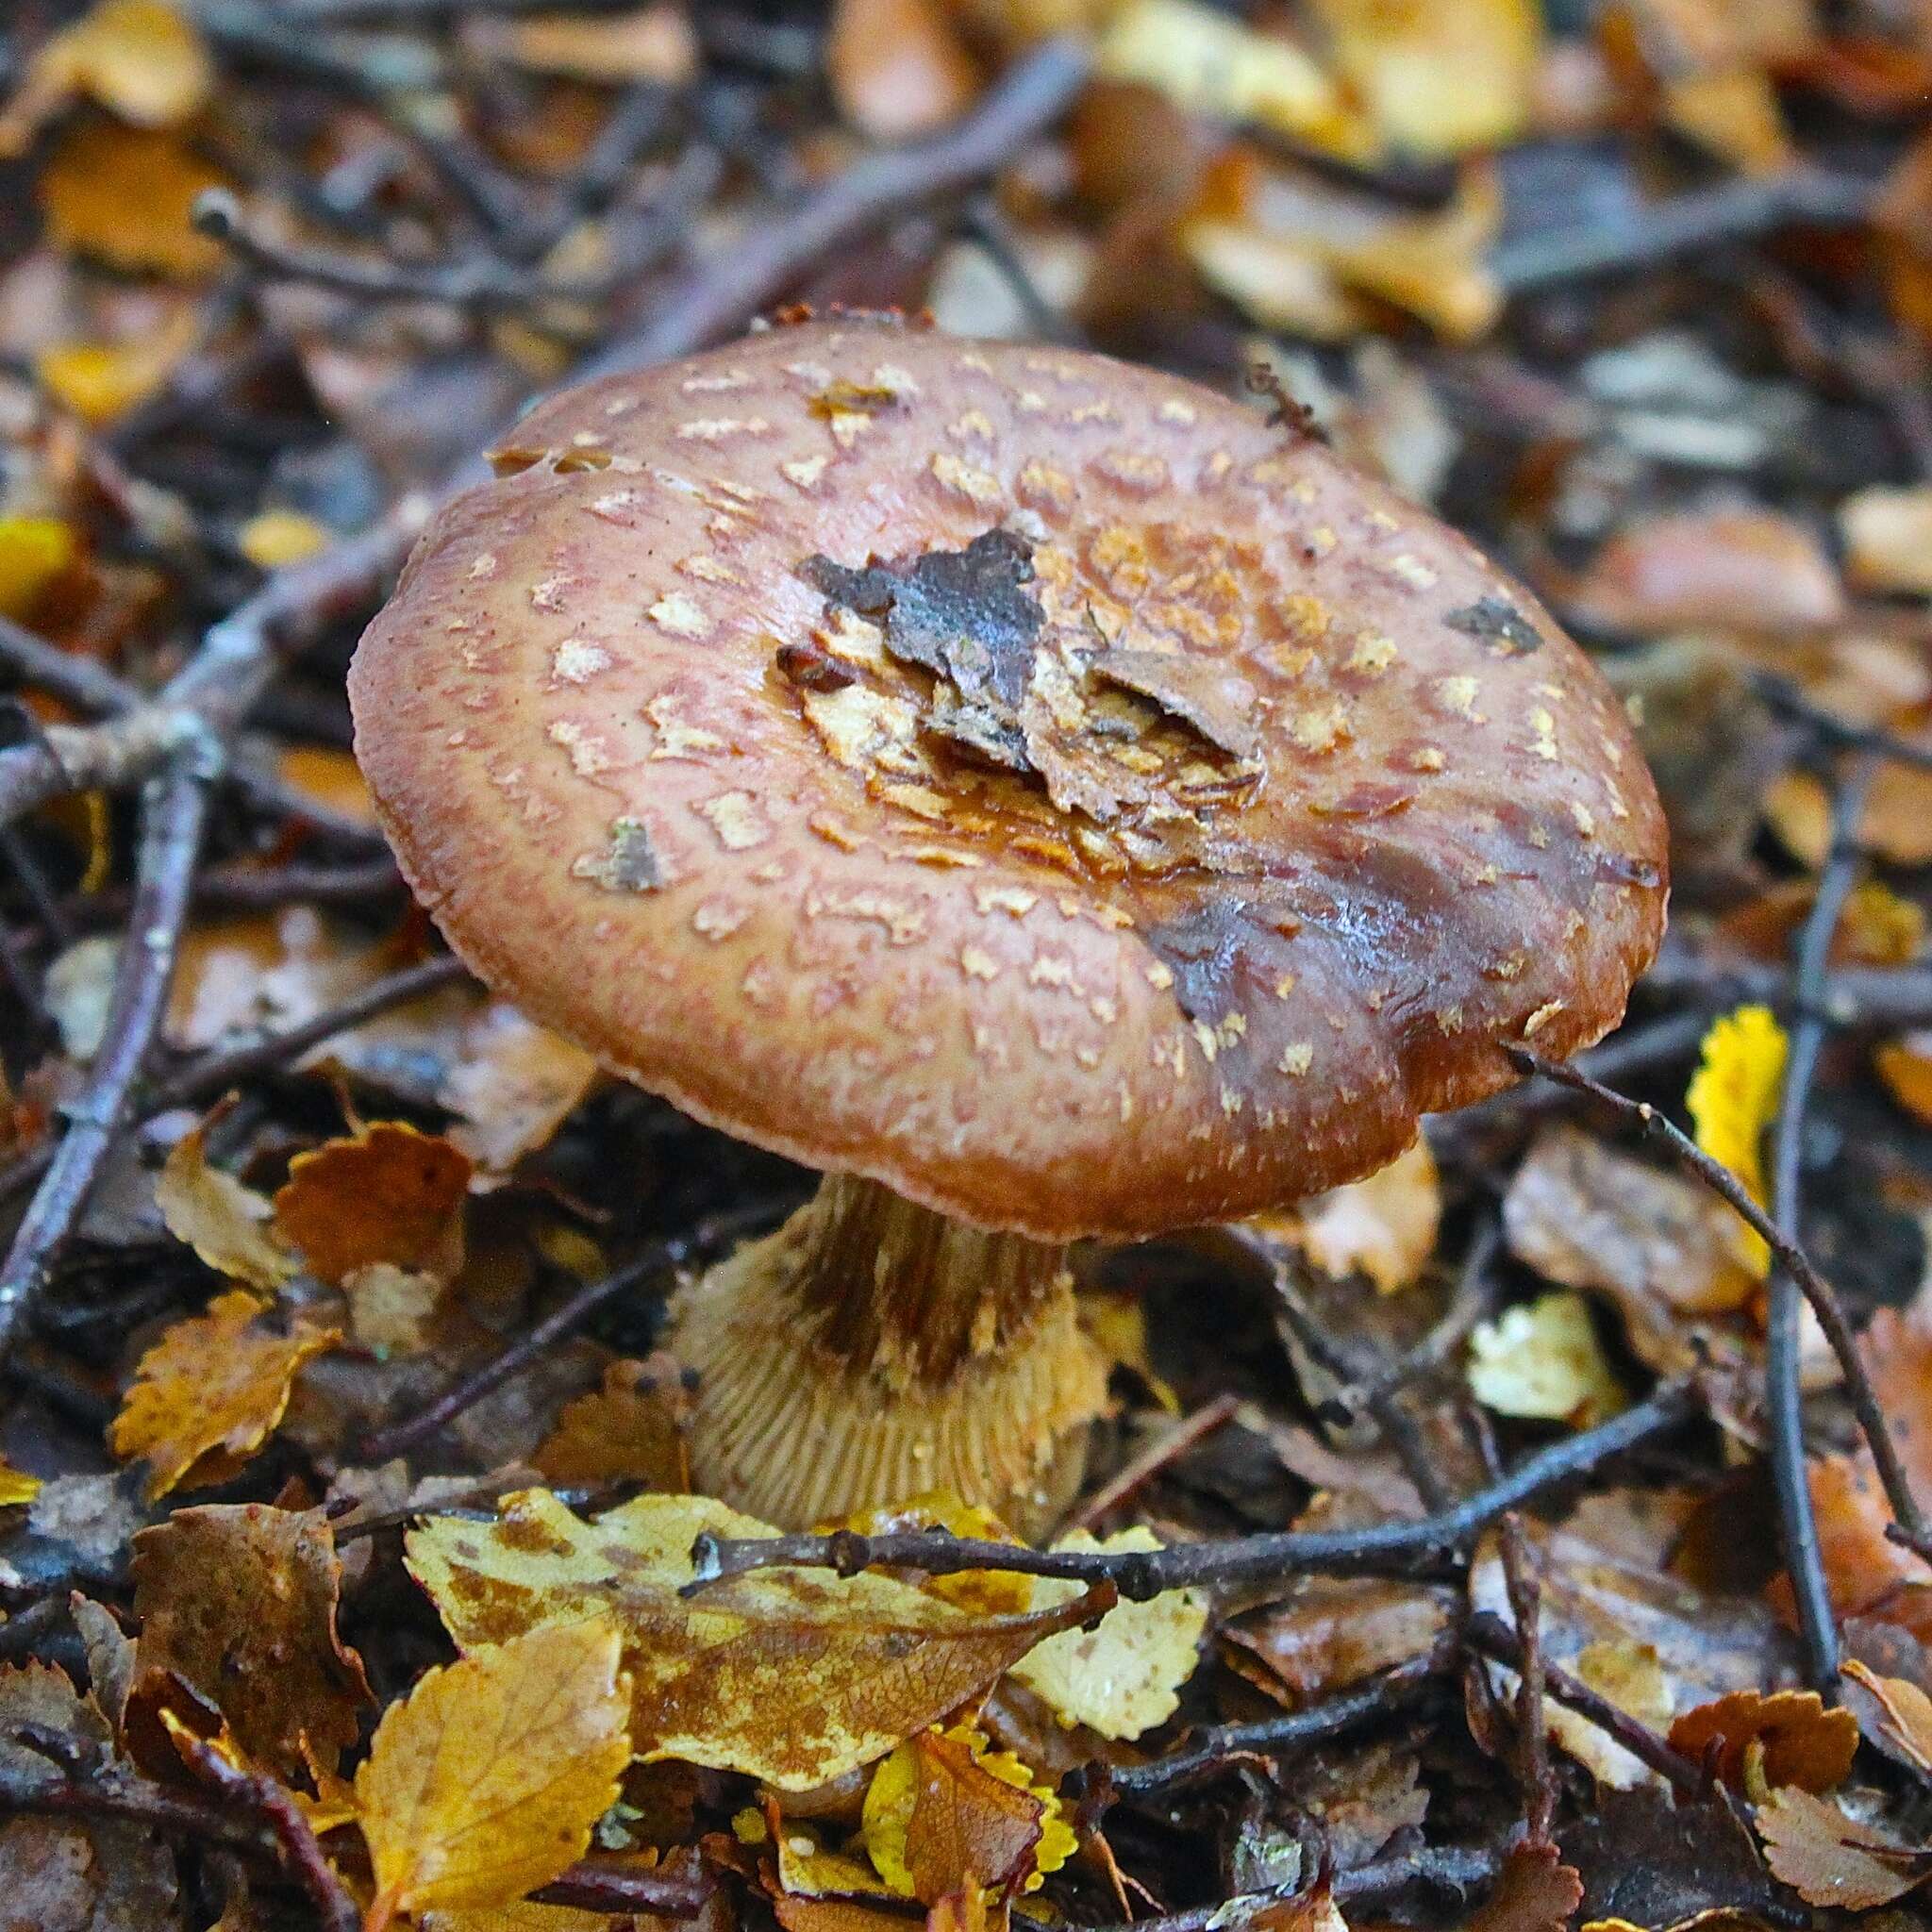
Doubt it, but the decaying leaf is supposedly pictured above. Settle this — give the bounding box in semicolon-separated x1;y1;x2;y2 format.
1003;1527;1206;1740
1467;1840;1584;1932
406;1490;1114;1789
356;1618;631;1928
155;1122;295;1293
1843;1658;1932;1774
0;1813;182;1932
1666;1688;1857;1792
1261;1138;1441;1294
109;1290;341;1501
1755;1785;1932;1909
532;1355;691;1491
1562;1787;1790;1930
1467;1291;1626;1427
273;1121;471;1288
1686;1004;1788;1274
129;1503;372;1777
1224;1577;1457;1707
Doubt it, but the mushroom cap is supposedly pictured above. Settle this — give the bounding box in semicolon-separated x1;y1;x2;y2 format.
349;319;1666;1241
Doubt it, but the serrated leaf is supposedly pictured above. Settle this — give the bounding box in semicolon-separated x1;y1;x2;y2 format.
156;1122;296;1292
1467;1291;1626;1427
406;1490;1111;1790
1755;1785;1932;1908
356;1619;631;1927
1686;1004;1788;1276
273;1120;470;1288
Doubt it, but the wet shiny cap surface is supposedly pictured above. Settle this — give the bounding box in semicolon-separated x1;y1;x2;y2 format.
349;318;1668;1240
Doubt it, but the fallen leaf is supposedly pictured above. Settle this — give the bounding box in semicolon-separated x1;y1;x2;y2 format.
155;1122;295;1293
130;1502;371;1777
406;1489;1113;1790
1572;509;1844;636
38;120;226;278
1755;1785;1932;1908
1467;1840;1583;1932
1261;1138;1441;1294
1224;1577;1456;1707
1099;0;1366;161
1467;1291;1626;1426
1004;1527;1206;1740
273;1121;470;1288
1878;1035;1932;1126
862;1727;1064;1902
237;508;329;569
1841;1659;1932;1774
532;1355;691;1491
439;1002;599;1175
1308;0;1541;157
109;1290;340;1501
828;0;981;142
461;3;697;82
343;1262;445;1355
37;312;195;425
1562;1788;1790;1928
0;516;77;623
0;1460;42;1507
1842;485;1932;595
0;0;212;153
0;1813;181;1932
356;1618;631;1928
1687;1004;1787;1275
1666;1688;1857;1791
274;746;377;828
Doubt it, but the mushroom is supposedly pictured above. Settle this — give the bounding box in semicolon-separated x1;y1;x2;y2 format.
348;316;1667;1532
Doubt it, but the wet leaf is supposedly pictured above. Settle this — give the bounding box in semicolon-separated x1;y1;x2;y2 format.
1467;1291;1626;1426
155;1121;295;1292
1467;1840;1584;1932
1755;1785;1932;1908
0;517;77;623
108;1290;340;1501
0;1813;182;1932
1224;1577;1456;1707
532;1355;691;1491
861;1727;1054;1902
0;1460;42;1507
406;1489;1113;1790
1687;1005;1787;1275
356;1618;631;1928
1666;1688;1857;1791
1562;1787;1786;1928
273;1121;471;1288
1003;1527;1206;1740
1841;1659;1932;1774
38;121;227;278
130;1502;372;1777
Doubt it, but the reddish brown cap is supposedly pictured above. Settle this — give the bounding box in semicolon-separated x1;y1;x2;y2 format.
349;319;1666;1241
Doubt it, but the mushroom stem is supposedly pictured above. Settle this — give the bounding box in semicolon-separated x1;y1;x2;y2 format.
668;1174;1109;1534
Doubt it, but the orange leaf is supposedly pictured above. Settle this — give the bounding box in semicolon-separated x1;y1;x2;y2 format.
109;1291;339;1501
1666;1688;1858;1792
532;1355;691;1491
1843;1659;1932;1774
354;1619;631;1924
130;1503;372;1778
38;120;226;278
273;1120;470;1288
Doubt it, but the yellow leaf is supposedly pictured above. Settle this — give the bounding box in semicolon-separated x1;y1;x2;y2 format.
1686;1004;1788;1275
533;1356;691;1491
405;1490;1112;1790
0;1459;42;1507
1307;0;1541;158
156;1122;296;1292
830;1491;1029;1615
1466;1291;1626;1427
37;310;194;424
39;120;226;278
273;1120;471;1289
1004;1525;1207;1740
0;517;75;622
1099;0;1370;162
109;1290;339;1501
237;508;329;569
862;1726;1072;1898
355;1619;630;1927
0;0;212;153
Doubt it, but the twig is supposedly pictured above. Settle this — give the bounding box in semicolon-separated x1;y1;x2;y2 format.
1068;1392;1241;1532
1334;1215;1501;1420
1638;950;1932;1031
1750;674;1932;777
1108;1653;1444;1794
1497;1509;1556;1841
167;1722;359;1932
1507;1047;1932;1569
1772;755;1877;1688
0;743;218;1362
690;1381;1698;1598
359;1201;783;1461
533;1861;710;1917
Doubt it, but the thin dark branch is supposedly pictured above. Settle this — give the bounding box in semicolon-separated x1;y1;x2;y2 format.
0;743;218;1362
690;1381;1699;1598
1067;1392;1241;1532
359;1200;784;1461
1751;673;1932;776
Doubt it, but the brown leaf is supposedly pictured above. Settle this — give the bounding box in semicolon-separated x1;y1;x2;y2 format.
1224;1576;1456;1706
901;1729;1043;1903
1842;1659;1932;1774
532;1355;691;1491
1467;1840;1584;1932
38;120;225;278
1666;1688;1857;1792
272;1120;470;1288
1755;1785;1932;1908
356;1619;631;1927
155;1121;295;1293
108;1291;340;1502
1561;1788;1787;1930
0;1814;182;1932
130;1503;372;1777
827;0;981;142
407;1490;1115;1790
